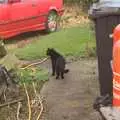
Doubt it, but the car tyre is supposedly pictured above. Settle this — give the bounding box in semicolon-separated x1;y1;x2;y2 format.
46;11;58;33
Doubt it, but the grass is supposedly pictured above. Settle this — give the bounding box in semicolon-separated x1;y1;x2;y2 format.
15;24;96;60
17;67;49;84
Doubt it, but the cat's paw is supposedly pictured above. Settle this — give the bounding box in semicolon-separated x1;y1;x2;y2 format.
56;76;59;79
52;73;55;76
61;76;64;79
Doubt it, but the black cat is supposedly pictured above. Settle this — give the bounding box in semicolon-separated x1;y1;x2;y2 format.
46;48;69;79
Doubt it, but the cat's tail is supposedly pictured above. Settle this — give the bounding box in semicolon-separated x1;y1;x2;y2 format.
64;69;69;73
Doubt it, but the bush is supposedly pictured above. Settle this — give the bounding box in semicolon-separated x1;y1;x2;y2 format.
17;67;49;84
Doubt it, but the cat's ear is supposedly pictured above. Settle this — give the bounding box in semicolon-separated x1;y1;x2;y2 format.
47;48;50;51
48;48;53;50
51;48;54;51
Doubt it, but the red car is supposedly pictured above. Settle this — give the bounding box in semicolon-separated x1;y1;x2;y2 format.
0;0;63;39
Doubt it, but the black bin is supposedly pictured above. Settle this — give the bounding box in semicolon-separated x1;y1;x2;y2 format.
89;1;120;96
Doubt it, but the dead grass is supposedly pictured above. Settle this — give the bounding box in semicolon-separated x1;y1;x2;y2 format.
60;5;90;28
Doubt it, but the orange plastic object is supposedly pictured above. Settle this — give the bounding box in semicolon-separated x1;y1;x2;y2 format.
113;37;120;107
113;24;120;44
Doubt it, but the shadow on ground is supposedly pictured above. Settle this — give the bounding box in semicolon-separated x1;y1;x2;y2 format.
4;30;48;51
4;30;47;44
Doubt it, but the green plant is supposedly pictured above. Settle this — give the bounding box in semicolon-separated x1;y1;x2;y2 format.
17;67;49;84
85;42;96;57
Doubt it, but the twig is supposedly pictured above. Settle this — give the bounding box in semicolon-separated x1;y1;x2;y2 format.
21;57;49;69
3;86;7;102
23;83;31;120
0;98;23;108
0;84;7;99
17;102;22;120
32;82;37;95
32;82;44;120
36;98;43;120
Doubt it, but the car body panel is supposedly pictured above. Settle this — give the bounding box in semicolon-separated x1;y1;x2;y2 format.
0;0;63;39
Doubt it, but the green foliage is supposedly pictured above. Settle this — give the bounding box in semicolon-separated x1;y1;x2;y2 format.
0;54;19;70
16;25;96;60
85;42;96;57
17;67;49;84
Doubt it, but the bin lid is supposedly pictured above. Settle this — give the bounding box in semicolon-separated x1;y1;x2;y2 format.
89;0;120;19
97;0;120;8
